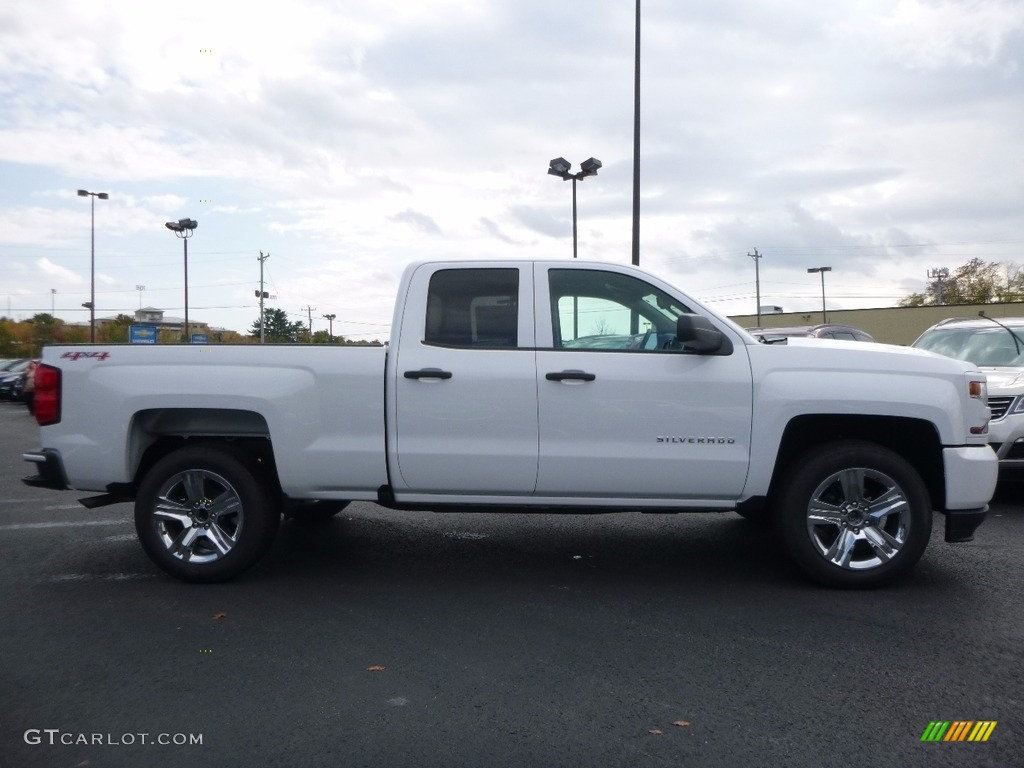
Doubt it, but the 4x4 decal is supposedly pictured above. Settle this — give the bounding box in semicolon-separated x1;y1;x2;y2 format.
61;351;110;361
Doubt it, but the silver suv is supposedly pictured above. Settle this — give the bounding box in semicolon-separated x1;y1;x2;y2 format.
912;316;1024;472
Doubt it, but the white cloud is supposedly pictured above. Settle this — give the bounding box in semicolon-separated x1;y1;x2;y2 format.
873;0;1024;70
1;0;1022;327
35;258;83;284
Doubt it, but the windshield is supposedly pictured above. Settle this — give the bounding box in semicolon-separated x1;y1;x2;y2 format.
914;326;1024;367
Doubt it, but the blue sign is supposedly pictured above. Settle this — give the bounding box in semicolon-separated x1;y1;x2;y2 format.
130;325;158;344
191;334;209;344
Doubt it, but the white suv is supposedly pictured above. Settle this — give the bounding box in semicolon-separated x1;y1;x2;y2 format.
913;316;1024;472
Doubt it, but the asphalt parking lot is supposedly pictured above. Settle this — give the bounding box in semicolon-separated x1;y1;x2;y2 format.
1;401;1022;768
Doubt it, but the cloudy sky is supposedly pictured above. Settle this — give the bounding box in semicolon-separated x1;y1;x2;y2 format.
2;0;1022;338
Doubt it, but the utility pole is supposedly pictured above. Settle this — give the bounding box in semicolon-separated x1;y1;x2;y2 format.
927;267;949;305
749;248;762;326
304;306;317;343
258;251;270;343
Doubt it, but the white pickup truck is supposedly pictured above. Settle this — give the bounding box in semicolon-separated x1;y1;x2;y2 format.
23;259;998;587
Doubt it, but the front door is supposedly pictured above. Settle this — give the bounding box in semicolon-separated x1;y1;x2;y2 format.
534;266;752;500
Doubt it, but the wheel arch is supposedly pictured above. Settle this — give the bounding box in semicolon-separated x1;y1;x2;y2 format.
126;409;281;497
769;415;945;510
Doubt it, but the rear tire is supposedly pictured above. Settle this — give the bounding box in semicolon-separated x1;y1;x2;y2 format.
775;441;932;588
135;445;280;583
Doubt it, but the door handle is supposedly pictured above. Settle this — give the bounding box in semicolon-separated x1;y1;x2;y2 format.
404;368;453;380
545;370;596;382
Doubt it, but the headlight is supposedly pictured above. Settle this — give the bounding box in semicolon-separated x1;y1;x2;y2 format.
969;379;989;435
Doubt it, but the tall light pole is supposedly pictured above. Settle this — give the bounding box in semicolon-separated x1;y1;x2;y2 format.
807;266;832;323
77;189;108;342
548;157;601;341
136;284;146;309
323;313;336;342
51;288;56;316
165;218;198;342
631;0;641;267
547;157;602;259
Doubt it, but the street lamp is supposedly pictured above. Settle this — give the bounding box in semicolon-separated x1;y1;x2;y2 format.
547;156;602;259
807;266;832;323
77;189;108;342
136;284;146;309
631;0;641;267
165;218;198;341
323;313;336;342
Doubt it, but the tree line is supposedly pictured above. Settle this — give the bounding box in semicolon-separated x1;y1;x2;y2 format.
899;258;1024;306
248;307;382;345
1;309;382;358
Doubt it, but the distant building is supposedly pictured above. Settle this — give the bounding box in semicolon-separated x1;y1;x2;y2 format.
71;307;216;336
128;307;210;334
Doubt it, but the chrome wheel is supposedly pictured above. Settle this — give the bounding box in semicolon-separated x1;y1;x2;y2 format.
777;441;932;588
135;446;280;582
804;467;911;571
152;469;244;563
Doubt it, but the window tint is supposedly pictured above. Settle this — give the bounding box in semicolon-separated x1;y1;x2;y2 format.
548;269;692;351
424;269;519;347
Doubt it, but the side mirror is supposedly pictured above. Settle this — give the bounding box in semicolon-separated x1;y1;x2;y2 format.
676;314;731;354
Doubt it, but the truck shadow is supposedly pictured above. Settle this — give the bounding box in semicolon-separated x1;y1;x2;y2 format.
264;508;816;591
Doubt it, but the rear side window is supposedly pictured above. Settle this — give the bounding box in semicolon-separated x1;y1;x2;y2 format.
424;269;519;348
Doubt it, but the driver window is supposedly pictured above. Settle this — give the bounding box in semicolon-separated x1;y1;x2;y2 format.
548;269;691;352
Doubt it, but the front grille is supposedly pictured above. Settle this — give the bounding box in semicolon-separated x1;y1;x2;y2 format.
988;396;1015;421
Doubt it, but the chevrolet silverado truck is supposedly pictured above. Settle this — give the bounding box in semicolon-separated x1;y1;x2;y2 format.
23;260;998;587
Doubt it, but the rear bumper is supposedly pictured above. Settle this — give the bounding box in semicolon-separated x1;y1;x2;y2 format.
22;449;70;491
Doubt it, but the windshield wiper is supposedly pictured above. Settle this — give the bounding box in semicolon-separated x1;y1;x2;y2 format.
978;311;1024;356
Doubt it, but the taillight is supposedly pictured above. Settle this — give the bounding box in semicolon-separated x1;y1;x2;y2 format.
34;364;61;426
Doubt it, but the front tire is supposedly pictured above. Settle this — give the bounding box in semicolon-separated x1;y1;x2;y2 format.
775;441;932;588
135;446;280;583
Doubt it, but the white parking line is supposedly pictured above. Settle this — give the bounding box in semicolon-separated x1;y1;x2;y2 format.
46;573;156;582
0;520;127;531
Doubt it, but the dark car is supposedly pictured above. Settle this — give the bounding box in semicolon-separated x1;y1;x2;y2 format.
12;359;39;410
0;359;32;400
746;324;876;344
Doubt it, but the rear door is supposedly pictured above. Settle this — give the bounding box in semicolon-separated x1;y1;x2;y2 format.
390;263;539;495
